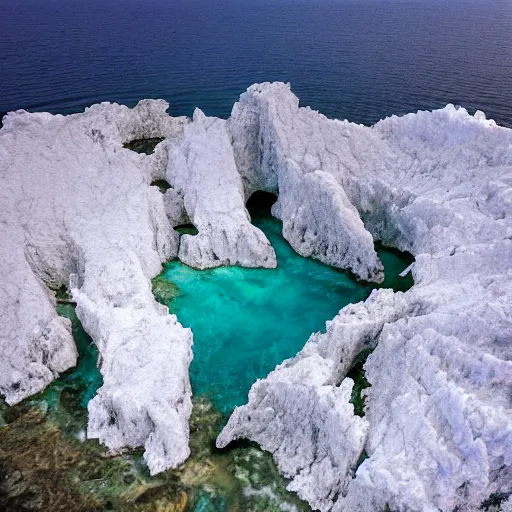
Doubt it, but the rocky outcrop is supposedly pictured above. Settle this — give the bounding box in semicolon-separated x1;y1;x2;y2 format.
2;82;512;510
217;289;410;510
228;83;384;282
0;100;193;474
218;83;512;511
167;108;276;269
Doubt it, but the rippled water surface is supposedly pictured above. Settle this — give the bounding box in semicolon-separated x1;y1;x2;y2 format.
1;0;511;126
161;216;413;413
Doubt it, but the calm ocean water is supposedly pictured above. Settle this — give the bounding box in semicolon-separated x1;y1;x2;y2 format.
1;0;511;126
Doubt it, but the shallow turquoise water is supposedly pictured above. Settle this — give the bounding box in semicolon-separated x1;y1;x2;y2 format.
45;304;103;411
162;216;413;414
2;216;411;512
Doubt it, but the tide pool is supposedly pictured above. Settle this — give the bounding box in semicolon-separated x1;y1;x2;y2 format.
160;216;413;414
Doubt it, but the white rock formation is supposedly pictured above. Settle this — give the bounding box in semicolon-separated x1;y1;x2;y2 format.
2;82;512;509
218;83;512;511
167;108;277;269
217;289;410;510
228;83;385;282
162;187;189;227
0;100;193;474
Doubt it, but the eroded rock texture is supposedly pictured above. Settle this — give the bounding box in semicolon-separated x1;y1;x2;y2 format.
218;83;512;512
0;100;193;474
229;83;384;282
1;82;512;511
166;108;276;269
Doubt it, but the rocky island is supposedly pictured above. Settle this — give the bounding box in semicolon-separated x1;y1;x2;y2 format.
1;82;511;512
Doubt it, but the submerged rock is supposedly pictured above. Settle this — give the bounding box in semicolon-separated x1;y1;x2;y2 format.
152;275;180;305
0;391;308;511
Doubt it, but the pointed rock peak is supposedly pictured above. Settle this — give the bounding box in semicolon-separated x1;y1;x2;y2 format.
192;108;206;123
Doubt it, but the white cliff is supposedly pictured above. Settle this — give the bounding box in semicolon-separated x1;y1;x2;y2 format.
0;100;193;474
228;83;385;282
166;108;276;269
218;83;512;511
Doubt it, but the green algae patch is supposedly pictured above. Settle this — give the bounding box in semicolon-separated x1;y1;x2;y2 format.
0;394;310;512
0;398;8;428
152;275;180;306
175;223;199;236
53;284;76;304
0;406;103;512
150;179;172;193
347;348;373;418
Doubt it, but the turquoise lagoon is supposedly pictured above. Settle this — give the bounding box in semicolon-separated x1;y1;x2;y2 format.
161;215;413;415
0;212;413;512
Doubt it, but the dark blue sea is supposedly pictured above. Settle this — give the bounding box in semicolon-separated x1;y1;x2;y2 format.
1;0;511;127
